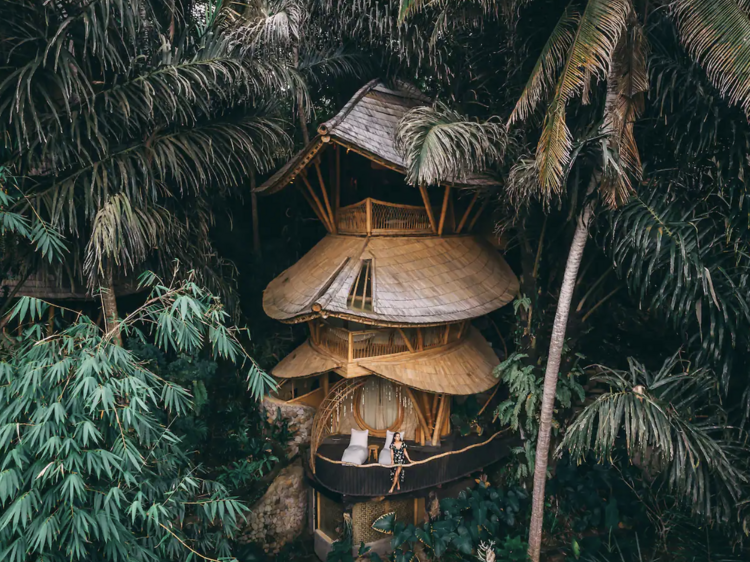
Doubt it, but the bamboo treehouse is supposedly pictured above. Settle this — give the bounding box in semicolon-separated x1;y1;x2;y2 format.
256;80;519;559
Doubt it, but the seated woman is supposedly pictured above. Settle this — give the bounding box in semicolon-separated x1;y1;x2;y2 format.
387;432;412;494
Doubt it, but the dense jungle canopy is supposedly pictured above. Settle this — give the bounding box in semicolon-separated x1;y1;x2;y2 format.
1;1;750;561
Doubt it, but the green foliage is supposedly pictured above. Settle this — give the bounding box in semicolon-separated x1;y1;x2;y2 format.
493;350;585;480
0;272;277;561
367;480;528;561
560;352;748;527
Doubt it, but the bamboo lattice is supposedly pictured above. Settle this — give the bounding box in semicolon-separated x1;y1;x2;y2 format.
336;198;432;236
337;201;368;234
310;377;368;471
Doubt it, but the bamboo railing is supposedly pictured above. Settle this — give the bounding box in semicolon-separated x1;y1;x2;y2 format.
310;429;513;496
337;198;433;235
313;323;465;362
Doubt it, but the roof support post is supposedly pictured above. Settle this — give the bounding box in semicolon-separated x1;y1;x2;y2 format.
432;394;449;446
438;185;451;236
404;387;431;448
468;198;490;232
397;328;416;353
456;192;479;234
347;332;354;363
366;197;372;235
314;159;337;233
419;184;438;234
301;173;334;232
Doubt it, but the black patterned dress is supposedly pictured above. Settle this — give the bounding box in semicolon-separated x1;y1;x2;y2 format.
390;442;407;484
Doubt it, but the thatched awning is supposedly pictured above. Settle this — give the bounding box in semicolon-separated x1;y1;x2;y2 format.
272;328;499;395
256;80;498;195
263;234;519;326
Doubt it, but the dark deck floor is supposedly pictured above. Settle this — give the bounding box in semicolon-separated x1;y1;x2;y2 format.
308;432;513;498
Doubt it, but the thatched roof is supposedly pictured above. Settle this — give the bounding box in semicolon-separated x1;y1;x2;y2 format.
256;79;497;195
263;234;519;326
1;271;142;301
273;327;498;395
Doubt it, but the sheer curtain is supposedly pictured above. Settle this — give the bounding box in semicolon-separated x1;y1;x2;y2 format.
361;378;399;429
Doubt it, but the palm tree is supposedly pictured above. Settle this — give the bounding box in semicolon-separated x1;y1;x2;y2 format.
0;0;294;341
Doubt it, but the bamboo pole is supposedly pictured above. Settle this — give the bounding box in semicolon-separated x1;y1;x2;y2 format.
422;392;434;429
366;198;372;235
418;184;438;233
397;328;416;353
431;392;439;421
314;160;337;233
404;387;430;447
438;185;451;236
322;372;330;398
456;192;479;234
443;324;450;344
468;198;490;231
417;328;424;351
47;306;54;337
432;395;448;446
348;332;354;363
297;180;330;229
301;173;333;232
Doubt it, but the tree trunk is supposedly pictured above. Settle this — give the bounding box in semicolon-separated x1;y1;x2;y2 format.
527;197;595;562
102;262;123;347
250;171;262;258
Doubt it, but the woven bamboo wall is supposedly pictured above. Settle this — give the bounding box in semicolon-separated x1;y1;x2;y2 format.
352;498;415;544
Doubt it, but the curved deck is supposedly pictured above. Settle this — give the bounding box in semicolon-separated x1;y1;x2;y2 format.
307;431;513;498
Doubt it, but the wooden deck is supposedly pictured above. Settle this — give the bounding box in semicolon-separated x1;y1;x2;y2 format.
307;432;514;498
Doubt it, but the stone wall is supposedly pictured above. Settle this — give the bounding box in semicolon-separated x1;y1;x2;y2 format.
237;459;308;555
263;395;315;457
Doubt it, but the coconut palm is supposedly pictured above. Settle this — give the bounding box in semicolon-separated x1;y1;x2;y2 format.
0;0;295;342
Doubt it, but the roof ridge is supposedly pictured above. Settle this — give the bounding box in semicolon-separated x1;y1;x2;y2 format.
318;78;380;135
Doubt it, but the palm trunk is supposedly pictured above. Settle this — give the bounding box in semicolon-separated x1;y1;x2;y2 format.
102;262;123;347
527;195;595;562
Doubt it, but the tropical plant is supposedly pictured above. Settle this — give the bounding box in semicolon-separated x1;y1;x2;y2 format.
0;268;276;562
559;352;748;527
0;0;295;330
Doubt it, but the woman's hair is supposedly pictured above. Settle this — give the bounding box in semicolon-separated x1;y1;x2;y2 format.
393;432;401;440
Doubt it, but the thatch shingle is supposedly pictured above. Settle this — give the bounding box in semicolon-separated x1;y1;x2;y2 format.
263;234;519;326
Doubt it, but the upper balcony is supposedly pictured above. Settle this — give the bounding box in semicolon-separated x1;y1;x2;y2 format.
337;198;432;236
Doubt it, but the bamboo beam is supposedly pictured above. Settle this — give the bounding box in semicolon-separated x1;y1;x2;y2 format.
432;395;448;446
438;185;451;236
417;328;424;351
456;191;479;234
322;372;330;398
366;198;372;235
404;387;430;447
418;184;438;234
301;173;333;232
307;320;318;344
335;145;341;217
296;181;325;225
348;332;354;363
468;198;490;232
422;392;434;428
443;324;450;344
397;328;416;353
431;392;439;421
314;160;337;233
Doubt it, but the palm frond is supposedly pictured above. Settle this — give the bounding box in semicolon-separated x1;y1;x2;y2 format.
508;4;580;126
239;0;304;49
297;45;372;86
535;0;631;195
671;0;750;115
605;188;750;392
395;103;506;186
600;18;648;208
560;352;748;524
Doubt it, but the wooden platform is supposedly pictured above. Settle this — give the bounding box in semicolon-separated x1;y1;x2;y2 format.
306;432;514;498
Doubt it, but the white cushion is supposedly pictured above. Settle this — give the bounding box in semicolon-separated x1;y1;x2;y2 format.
341;445;368;465
378;448;393;465
383;430;395;450
349;428;369;448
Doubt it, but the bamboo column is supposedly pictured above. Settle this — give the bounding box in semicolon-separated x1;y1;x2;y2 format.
438;185;451;236
404;387;430;446
456;192;479;234
418;184;438;233
432;395;449;446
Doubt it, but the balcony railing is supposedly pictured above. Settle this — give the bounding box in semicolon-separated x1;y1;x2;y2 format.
307;430;513;497
337;198;433;235
312;322;466;362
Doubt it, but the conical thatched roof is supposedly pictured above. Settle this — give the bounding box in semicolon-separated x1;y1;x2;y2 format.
263;234;518;326
255;80;497;195
272;327;498;395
